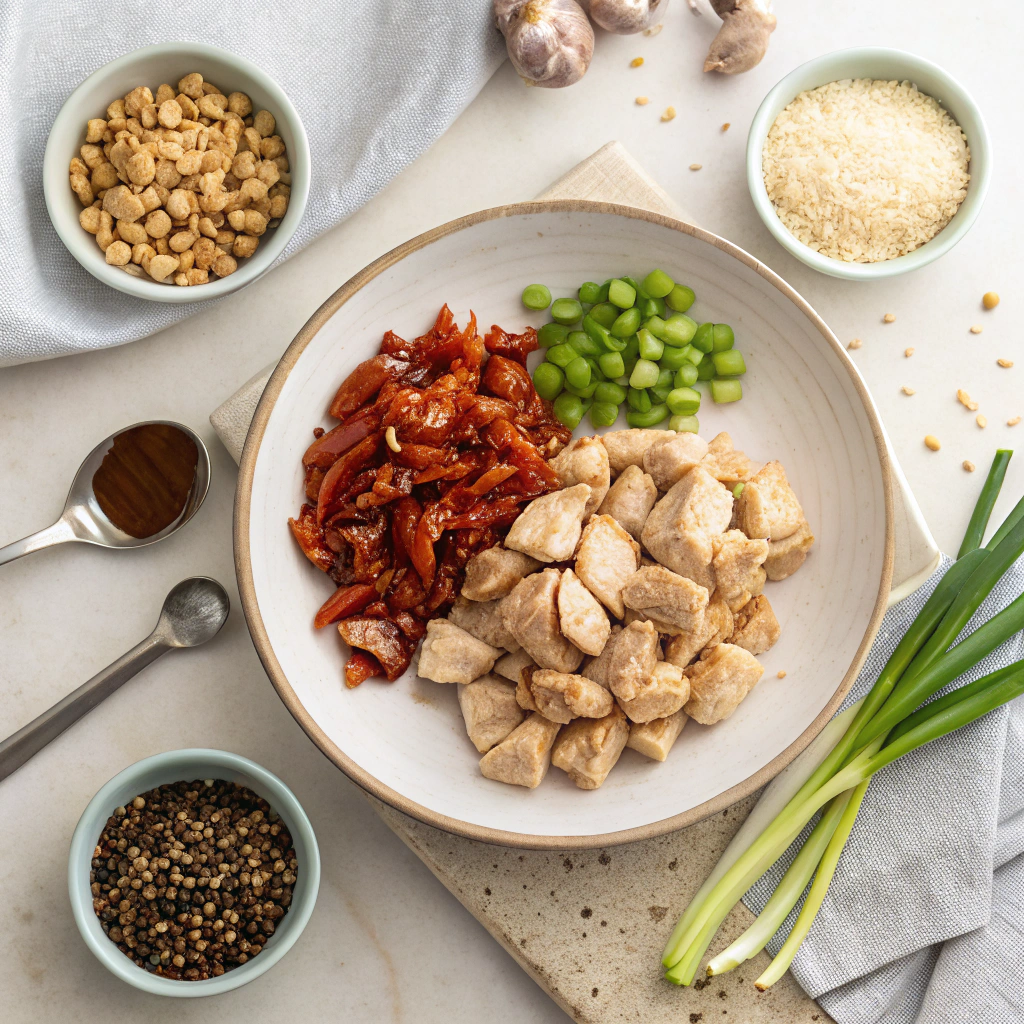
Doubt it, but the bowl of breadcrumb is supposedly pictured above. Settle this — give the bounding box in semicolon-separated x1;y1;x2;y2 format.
746;47;991;280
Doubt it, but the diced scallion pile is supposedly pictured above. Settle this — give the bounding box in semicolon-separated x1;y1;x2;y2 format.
522;270;747;432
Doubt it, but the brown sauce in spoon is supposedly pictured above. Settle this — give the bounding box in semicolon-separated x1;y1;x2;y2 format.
91;424;199;539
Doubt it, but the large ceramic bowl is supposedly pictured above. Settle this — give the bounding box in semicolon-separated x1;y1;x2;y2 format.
235;202;893;849
747;48;991;280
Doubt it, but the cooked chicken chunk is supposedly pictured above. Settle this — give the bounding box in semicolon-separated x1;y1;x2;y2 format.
504;483;592;562
601;428;676;475
664;591;734;668
583;619;660;702
765;518;815;580
449;596;520;652
479;713;561;789
712;530;768;610
417;619;502;684
462;545;543;602
701;432;757;486
500;569;584;673
626;710;688;762
736;461;805;540
596;464;658;540
729;595;781;655
550;436;610;516
458;675;526;753
641;467;734;590
574;514;641;618
616;660;690;723
551;705;629;790
493;648;537;683
621;565;709;636
518;667;615;723
684;643;764;724
643;432;710;491
556;568;610;657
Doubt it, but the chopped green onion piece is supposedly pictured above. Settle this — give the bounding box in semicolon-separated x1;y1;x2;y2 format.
551;297;583;325
532;362;564;400
626;403;669;428
588;302;619;329
596;281;610;302
537;323;569;348
662;314;698;347
623;276;644;298
594;381;627;405
681;344;704;366
670;414;700;433
674;363;699;388
629;358;661;389
627;387;652;413
642;269;675;298
710;378;743;403
565;356;592;390
584;355;606;381
578;281;602;304
692;322;715;353
546;343;578;368
665;284;695;312
667;386;701;415
638;328;665;361
589;401;619;428
643;315;668;341
608;278;637;308
732;482;745;498
697;355;716;381
582;315;616;351
552;392;584;428
564;380;598;399
651;383;673;403
658;345;692;371
712;350;747;376
521;284;551;310
598;351;625;379
712;324;736;352
640;296;666;319
611;306;642;338
568;329;603;356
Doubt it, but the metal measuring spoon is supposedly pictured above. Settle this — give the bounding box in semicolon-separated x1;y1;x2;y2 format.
0;577;230;783
0;420;211;567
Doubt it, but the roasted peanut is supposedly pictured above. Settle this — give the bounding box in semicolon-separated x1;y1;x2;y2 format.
70;173;94;206
147;254;179;282
253;110;275;137
80;205;102;233
105;240;132;266
117;220;149;245
233;234;259;258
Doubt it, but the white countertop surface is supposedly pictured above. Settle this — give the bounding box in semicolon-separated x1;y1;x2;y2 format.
2;3;1021;1021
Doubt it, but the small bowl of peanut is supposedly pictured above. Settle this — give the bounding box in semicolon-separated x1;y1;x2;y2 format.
43;42;309;300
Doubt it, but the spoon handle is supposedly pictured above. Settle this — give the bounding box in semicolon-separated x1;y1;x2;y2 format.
0;519;77;567
0;634;169;783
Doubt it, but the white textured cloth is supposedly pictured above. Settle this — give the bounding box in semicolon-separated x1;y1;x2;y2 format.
744;555;1024;1024
0;2;505;366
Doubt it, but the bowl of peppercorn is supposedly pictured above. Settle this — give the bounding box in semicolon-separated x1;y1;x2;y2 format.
68;748;320;996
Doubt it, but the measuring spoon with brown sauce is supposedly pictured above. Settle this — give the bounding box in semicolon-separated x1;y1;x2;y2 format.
0;421;210;566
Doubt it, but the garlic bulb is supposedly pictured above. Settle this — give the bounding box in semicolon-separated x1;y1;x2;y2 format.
494;0;595;89
702;0;776;74
579;0;669;35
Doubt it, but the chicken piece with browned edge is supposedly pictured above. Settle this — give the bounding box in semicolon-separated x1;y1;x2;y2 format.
583;619;660;703
684;643;764;724
458;674;525;753
621;564;709;636
448;596;520;651
503;483;592;562
500;569;584;673
557;568;611;656
551;705;630;790
417;619;502;684
574;513;641;618
517;667;615;723
627;709;688;761
728;595;781;655
596;463;658;540
643;432;709;491
616;661;690;723
479;713;562;788
549;436;610;516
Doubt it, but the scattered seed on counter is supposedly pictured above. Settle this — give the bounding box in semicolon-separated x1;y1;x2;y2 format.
901;385;916;395
970;325;983;334
977;414;988;429
643;23;663;36
90;779;297;980
1009;416;1021;427
924;434;941;451
998;358;1014;368
957;389;979;411
905;347;915;357
776;670;787;679
630;57;644;67
847;338;863;349
661;106;676;122
689;163;703;171
983;291;1000;309
963;460;976;472
883;313;896;323
721;122;731;131
635;96;650;105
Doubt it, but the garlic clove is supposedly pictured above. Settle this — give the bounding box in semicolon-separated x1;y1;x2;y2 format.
580;0;669;35
495;0;595;89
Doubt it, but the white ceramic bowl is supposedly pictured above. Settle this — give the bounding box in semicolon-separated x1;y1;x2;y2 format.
747;47;991;280
235;202;893;849
69;748;320;996
43;42;310;301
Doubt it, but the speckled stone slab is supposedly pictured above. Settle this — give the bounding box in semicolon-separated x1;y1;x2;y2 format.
366;143;830;1023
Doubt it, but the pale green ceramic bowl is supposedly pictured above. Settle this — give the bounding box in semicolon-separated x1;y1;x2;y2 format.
68;749;320;996
746;47;991;280
44;42;310;301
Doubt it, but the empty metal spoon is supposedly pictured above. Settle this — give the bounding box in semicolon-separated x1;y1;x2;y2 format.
0;420;210;567
0;577;230;783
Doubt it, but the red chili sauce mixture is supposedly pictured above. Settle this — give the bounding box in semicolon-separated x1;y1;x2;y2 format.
289;306;570;687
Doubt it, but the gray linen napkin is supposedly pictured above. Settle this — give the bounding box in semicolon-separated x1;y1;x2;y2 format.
0;1;504;367
744;555;1024;1024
